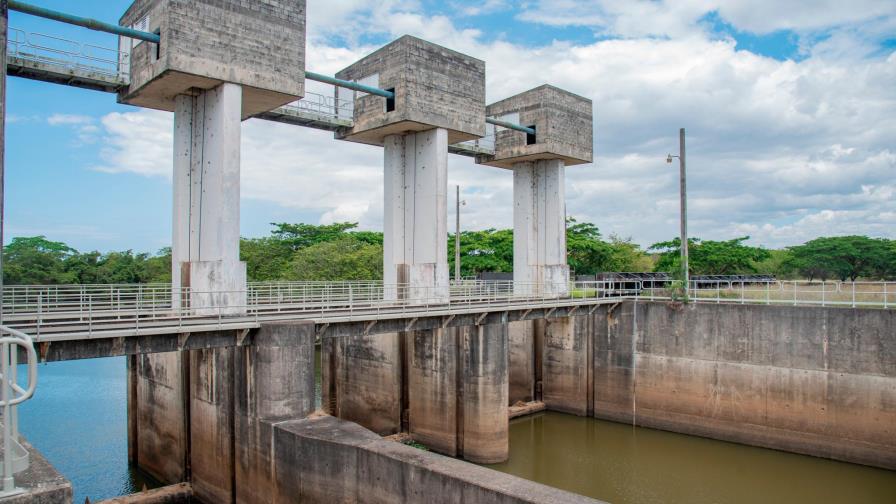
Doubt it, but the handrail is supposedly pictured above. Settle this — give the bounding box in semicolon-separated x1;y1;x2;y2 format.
8;0;161;43
0;325;38;497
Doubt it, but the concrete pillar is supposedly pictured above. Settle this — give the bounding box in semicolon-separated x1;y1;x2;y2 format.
508;320;536;404
172;83;247;314
189;347;235;503
461;323;509;463
408;328;459;456
542;316;593;416
383;128;449;302
513;159;569;296
322;334;402;435
128;351;189;485
235;322;316;504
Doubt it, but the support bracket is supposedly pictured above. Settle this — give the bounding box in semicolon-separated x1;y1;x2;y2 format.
607;302;622;316
568;305;579;317
316;323;330;340
363;320;377;336
545;307;557;319
476;312;488;326
38;341;51;362
177;332;191;350
441;314;455;328
520;309;532;320
404;318;418;332
236;328;251;346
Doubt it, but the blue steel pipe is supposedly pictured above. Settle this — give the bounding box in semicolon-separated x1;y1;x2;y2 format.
486;117;536;135
8;0;161;43
304;71;395;99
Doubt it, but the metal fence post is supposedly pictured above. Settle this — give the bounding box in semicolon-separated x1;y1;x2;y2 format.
851;282;856;308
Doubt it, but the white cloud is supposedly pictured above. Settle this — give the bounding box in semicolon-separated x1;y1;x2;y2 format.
47;114;100;144
86;3;896;249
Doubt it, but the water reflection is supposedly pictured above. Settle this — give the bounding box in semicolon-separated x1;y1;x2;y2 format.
487;411;896;504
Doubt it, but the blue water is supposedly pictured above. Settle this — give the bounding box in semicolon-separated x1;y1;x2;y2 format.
17;357;158;503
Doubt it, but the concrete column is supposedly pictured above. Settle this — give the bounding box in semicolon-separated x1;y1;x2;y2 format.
322;334;403;435
172;82;247;314
189;347;235;504
508;320;536;404
235;322;316;504
129;352;189;485
542;316;593;416
408;328;459;456
383;128;449;302
461;323;509;463
513;159;569;296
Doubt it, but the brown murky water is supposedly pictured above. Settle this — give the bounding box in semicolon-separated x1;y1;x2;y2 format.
487;411;896;504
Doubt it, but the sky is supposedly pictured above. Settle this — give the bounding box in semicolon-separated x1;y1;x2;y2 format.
5;0;896;254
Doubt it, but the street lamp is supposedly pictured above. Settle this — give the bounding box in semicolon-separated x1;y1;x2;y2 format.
666;128;688;297
455;185;466;282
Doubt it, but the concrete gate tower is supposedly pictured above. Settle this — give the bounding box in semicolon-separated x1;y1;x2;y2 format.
335;35;486;302
478;85;593;296
118;0;306;314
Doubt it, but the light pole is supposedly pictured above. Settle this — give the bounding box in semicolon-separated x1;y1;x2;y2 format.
454;185;466;282
666;128;688;297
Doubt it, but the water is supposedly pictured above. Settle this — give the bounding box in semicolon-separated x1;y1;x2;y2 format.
16;356;896;503
17;357;159;504
488;411;896;504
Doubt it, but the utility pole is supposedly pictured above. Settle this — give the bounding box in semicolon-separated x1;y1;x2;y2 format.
667;128;689;297
679;128;689;296
454;185;462;281
1;1;8;327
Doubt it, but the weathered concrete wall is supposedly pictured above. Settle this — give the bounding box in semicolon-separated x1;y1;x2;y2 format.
461;324;510;463
322;333;402;435
119;0;305;116
508;320;535;404
271;415;602;504
335;35;485;145
593;301;896;470
234;322;316;504
542;315;593;416
129;322;316;503
188;347;234;503
408;328;459;456
129;351;188;484
97;483;192;504
479;84;593;168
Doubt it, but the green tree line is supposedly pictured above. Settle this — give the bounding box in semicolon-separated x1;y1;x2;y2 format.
3;222;895;285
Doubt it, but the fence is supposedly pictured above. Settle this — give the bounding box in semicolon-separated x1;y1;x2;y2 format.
642;280;893;309
1;280;637;340
7;26;129;80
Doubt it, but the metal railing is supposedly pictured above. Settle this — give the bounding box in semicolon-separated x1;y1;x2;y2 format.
279;90;355;122
642;280;894;309
1;280;638;341
0;326;38;498
7;26;130;80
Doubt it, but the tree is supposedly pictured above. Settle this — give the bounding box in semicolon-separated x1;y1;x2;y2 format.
240;236;295;281
287;236;383;281
270;222;362;250
786;236;893;282
448;229;513;277
566;218;612;275
604;235;654;272
650;236;770;276
3;236;78;284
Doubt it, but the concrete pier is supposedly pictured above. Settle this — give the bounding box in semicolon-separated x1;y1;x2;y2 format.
321;333;403;435
513;160;569;295
383;129;449;301
127;323;316;502
508;321;537;404
460;323;510;463
171;84;247;314
542;315;593;416
407;328;459;455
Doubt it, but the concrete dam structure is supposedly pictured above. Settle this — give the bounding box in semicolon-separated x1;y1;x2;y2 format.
1;0;895;502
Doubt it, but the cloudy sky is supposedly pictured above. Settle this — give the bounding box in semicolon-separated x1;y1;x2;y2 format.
6;0;895;253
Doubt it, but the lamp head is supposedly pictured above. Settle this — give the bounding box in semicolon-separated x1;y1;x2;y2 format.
666;154;673;164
